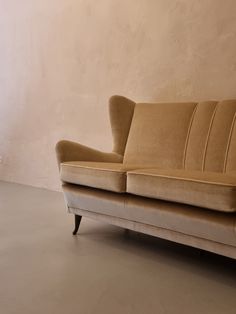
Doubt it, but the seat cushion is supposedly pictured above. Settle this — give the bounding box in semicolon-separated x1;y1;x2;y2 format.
60;162;140;193
127;169;236;212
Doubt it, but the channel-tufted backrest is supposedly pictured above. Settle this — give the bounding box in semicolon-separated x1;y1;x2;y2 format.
122;99;236;172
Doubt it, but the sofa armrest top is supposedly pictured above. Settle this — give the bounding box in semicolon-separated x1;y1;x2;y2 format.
56;140;123;168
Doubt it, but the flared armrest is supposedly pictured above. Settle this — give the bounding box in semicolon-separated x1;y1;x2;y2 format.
56;140;123;168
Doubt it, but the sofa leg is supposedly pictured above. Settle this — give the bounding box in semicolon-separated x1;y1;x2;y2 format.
72;214;82;235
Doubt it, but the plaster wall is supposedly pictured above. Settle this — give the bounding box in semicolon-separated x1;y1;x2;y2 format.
0;0;236;190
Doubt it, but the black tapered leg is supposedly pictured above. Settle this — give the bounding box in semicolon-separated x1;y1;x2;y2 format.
72;214;82;235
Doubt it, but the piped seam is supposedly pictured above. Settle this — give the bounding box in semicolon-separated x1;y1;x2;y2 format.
202;102;219;171
183;103;198;169
223;112;236;172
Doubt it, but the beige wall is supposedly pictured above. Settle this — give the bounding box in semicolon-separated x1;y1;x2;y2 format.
0;0;236;190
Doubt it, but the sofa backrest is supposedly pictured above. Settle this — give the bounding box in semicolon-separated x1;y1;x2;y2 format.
123;100;236;172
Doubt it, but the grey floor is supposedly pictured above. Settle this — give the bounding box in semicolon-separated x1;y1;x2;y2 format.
0;181;236;314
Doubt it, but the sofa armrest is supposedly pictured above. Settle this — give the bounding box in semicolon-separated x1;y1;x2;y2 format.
56;140;123;168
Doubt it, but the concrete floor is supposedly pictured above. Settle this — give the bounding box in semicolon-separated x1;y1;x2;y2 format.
0;181;236;314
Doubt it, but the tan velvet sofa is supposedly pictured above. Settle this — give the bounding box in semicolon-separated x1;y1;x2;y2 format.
56;95;236;259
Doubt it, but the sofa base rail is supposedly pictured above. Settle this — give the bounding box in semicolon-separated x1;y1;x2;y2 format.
68;207;236;259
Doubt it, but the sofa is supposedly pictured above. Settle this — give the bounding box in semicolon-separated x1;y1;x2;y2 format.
56;95;236;259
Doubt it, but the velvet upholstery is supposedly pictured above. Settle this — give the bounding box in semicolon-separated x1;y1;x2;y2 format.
61;162;142;193
123;102;197;168
63;184;236;252
56;95;236;258
56;140;123;167
68;206;236;259
127;169;236;212
109;95;136;155
123;100;236;172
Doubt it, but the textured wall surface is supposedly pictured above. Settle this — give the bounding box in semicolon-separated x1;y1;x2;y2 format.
0;0;236;190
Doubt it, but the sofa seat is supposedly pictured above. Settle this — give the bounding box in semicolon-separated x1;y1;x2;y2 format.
60;161;142;193
127;169;236;213
56;96;236;258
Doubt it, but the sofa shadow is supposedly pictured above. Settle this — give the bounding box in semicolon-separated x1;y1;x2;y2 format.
73;220;236;288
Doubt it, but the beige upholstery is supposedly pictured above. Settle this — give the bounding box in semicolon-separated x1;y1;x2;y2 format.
109;95;136;155
123;100;236;172
68;206;236;260
127;169;236;212
56;95;236;258
61;161;142;193
124;100;236;172
123;101;197;168
56;140;123;167
62;184;236;248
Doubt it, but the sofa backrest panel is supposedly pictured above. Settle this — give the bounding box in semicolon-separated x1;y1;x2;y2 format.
123;100;236;172
123;102;197;168
225;101;236;171
184;101;218;170
202;100;236;172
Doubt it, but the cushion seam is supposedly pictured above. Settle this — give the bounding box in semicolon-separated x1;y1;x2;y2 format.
202;102;219;171
127;172;236;187
182;103;198;168
223;111;236;172
127;189;236;212
61;164;126;173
